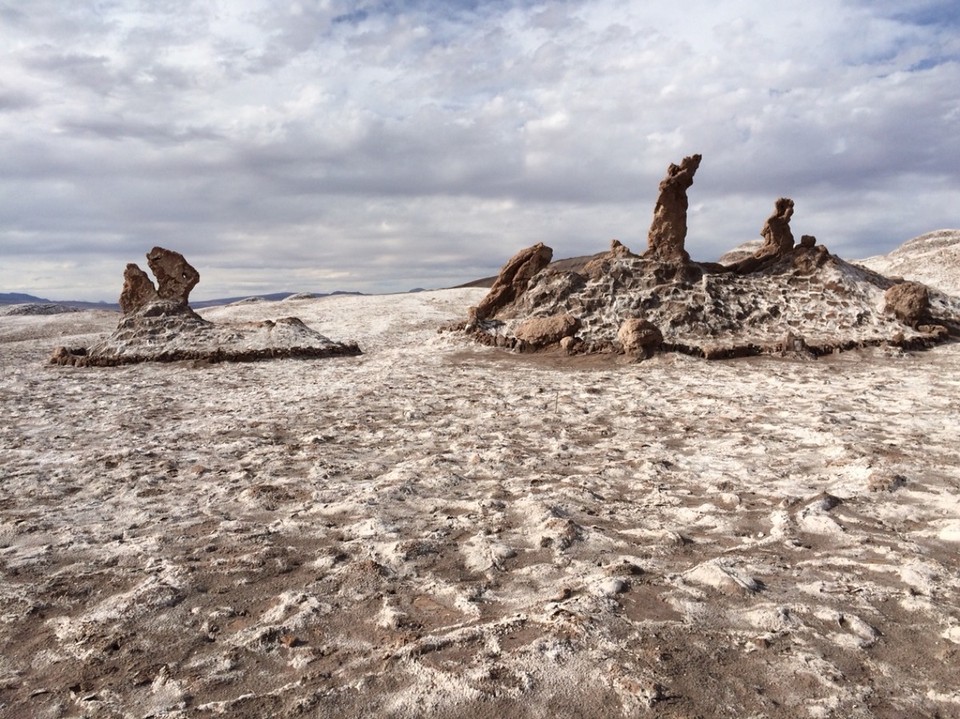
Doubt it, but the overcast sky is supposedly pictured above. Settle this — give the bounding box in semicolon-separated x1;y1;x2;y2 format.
2;0;958;301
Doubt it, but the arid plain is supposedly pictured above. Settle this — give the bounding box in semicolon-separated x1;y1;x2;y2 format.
2;277;959;718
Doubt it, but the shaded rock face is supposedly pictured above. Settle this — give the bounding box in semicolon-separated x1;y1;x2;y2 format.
758;198;795;257
645;154;702;264
472;243;553;321
119;263;159;315
885;281;929;327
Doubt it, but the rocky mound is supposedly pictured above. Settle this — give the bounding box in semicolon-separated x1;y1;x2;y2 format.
1;303;82;316
51;248;360;366
857;229;960;297
456;156;960;360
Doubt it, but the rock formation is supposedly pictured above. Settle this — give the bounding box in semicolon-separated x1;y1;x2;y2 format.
119;247;201;315
147;247;200;306
119;263;160;315
645;154;701;264
757;198;795;257
455;154;959;360
617;318;663;358
52;248;361;366
471;243;553;322
727;199;823;275
884;281;929;327
514;314;581;349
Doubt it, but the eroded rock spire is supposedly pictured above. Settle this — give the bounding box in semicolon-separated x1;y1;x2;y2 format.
645;153;702;264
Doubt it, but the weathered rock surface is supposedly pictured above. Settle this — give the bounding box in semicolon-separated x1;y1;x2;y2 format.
457;155;960;360
147;246;200;305
728;198;810;274
645;154;701;264
463;246;955;360
472;243;553;321
52;248;361;366
617;318;663;358
885;281;930;327
119;263;161;315
757;198;796;257
514;314;581;348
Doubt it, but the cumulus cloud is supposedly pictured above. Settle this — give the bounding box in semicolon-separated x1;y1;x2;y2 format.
1;0;958;300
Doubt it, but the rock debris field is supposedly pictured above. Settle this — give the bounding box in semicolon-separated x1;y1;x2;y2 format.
2;288;960;718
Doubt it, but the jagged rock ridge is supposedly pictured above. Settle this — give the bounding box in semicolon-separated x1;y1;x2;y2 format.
458;156;959;360
52;247;361;366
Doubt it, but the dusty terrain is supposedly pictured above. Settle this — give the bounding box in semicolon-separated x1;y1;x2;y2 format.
1;288;959;718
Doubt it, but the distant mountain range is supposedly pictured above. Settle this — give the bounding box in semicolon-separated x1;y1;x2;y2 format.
0;292;120;311
0;290;367;311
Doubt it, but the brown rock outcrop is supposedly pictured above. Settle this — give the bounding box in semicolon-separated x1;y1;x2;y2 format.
617;318;663;358
52;247;362;366
885;281;929;327
645;154;702;264
514;314;580;348
472;243;553;321
119;263;160;314
757;198;795;257
146;246;200;306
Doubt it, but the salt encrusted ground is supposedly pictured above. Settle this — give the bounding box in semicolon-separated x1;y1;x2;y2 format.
858;230;960;297
1;288;959;718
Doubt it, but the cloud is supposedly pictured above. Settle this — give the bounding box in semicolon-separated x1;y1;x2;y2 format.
0;0;958;301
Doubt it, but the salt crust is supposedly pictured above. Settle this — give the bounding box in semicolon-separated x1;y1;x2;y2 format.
0;287;959;717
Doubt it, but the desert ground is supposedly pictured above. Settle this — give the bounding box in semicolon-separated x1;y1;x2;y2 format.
1;287;959;718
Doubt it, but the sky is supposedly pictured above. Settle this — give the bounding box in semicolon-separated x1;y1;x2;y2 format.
1;0;959;301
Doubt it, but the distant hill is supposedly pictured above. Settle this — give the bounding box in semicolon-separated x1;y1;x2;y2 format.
0;290;373;313
0;292;119;311
856;229;960;296
0;292;51;305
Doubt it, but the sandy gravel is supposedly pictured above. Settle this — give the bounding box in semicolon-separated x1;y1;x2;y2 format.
1;288;959;718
